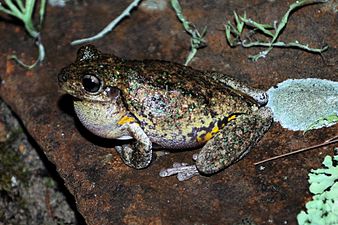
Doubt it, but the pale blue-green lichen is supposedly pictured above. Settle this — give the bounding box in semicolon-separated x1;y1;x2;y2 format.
267;78;338;131
71;0;142;45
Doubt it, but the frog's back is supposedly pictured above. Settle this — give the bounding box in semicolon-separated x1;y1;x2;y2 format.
116;59;256;149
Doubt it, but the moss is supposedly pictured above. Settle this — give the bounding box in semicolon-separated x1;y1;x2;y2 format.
0;131;30;194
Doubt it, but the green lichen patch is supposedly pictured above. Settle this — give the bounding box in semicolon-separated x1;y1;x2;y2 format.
297;154;338;225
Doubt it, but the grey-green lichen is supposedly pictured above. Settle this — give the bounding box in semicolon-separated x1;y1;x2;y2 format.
267;78;338;131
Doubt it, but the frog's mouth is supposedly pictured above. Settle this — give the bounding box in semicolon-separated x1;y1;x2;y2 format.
58;78;100;102
70;93;111;103
61;84;122;105
58;83;86;101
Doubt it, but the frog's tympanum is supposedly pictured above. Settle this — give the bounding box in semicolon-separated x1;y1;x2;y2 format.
58;45;273;181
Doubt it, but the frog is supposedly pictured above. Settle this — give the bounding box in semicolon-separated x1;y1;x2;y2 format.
58;45;273;181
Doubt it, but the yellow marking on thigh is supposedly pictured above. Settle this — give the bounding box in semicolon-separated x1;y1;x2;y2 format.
196;113;239;143
196;125;220;143
117;115;136;125
227;114;237;121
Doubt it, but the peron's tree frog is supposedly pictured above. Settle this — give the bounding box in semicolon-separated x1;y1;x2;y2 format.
58;45;273;181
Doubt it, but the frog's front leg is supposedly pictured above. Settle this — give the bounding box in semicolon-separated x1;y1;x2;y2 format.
160;107;272;180
211;72;269;106
115;122;152;169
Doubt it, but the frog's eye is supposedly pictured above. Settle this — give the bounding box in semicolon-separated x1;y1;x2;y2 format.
82;74;102;93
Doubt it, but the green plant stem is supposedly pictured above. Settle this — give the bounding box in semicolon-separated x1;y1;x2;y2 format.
39;0;46;27
0;0;46;69
4;0;22;18
15;0;25;12
9;36;45;69
271;0;329;44
171;0;207;65
71;0;142;45
224;0;329;61
240;17;274;37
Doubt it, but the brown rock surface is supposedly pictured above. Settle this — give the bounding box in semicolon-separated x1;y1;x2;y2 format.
0;1;337;224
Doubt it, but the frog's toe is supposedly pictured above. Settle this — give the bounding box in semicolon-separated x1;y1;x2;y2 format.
154;150;170;158
115;145;122;154
251;92;269;106
159;163;199;181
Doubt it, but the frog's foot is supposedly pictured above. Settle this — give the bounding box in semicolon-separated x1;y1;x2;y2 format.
115;122;153;169
159;162;199;181
115;143;152;169
154;150;170;158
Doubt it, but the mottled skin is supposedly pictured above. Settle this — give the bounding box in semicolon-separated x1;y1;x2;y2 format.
58;45;272;180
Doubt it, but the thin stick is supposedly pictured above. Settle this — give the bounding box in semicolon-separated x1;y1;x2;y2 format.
254;137;338;165
324;135;338;143
71;0;142;45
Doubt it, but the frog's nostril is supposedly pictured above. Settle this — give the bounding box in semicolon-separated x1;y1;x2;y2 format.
58;73;68;83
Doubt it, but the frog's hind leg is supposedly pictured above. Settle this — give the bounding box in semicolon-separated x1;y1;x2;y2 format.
160;107;272;180
196;107;272;175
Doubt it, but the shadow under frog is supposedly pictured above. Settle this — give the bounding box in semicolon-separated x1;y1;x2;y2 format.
58;45;273;181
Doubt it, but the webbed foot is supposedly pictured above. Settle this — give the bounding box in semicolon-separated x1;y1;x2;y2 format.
159;162;199;181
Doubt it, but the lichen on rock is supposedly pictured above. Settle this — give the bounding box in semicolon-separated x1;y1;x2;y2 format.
267;78;338;131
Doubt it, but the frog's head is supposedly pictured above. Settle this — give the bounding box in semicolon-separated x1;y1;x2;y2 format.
58;45;123;103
